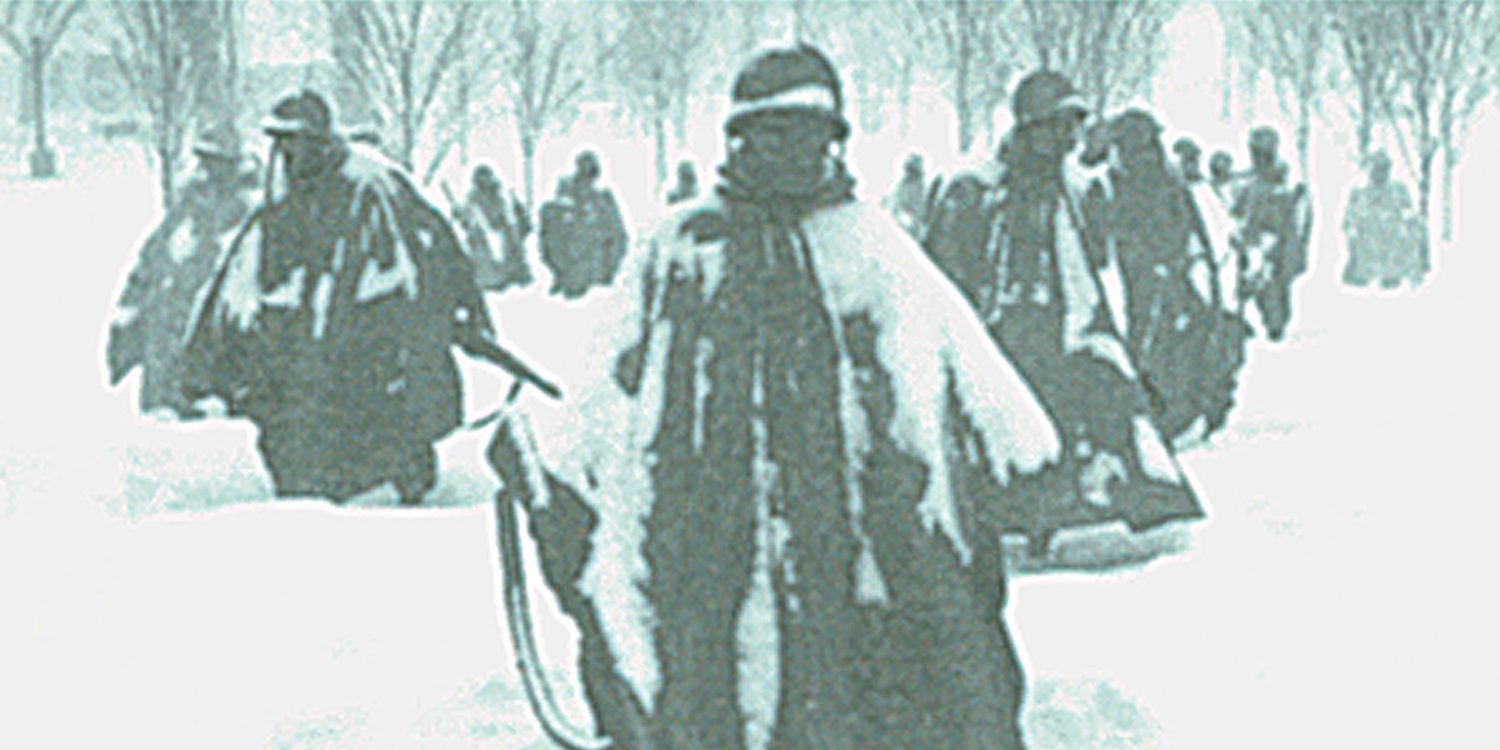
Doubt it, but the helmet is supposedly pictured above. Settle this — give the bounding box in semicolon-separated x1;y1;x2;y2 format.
1012;70;1088;128
575;150;601;180
1249;126;1279;154
726;43;850;141
1109;109;1163;149
192;122;240;161
1173;137;1202;160
263;89;334;138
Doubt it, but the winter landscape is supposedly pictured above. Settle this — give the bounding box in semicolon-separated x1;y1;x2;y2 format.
3;1;1500;748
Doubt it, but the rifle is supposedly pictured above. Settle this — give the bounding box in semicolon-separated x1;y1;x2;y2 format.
461;332;564;402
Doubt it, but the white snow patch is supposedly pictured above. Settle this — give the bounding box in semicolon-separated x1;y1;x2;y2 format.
310;272;333;340
691;337;713;453
353;199;420;304
736;469;780;750
854;543;890;606
1080;451;1129;508
1132;415;1180;484
112;307;138;328
259;265;302;309
804;202;1063;565
167;224;193;264
1055;198;1137;378
220;222;269;328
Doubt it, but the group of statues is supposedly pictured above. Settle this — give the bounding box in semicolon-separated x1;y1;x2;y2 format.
451;153;704;301
450;151;630;300
100;37;1432;750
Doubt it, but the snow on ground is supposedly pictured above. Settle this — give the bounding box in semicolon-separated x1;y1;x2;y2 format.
5;60;1500;745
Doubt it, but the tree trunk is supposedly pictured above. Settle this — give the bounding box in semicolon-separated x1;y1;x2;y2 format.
27;41;57;179
1417;142;1434;257
898;58;912;138
521;132;537;211
18;61;34;127
653;113;667;193
955;1;973;154
1296;90;1311;180
456;11;471;169
225;1;240;126
457;74;472;169
1355;87;1373;164
1220;39;1233;122
1441;141;1456;242
1440;118;1452;240
159;145;176;209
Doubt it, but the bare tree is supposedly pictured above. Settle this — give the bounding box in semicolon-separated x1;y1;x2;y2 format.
1225;0;1332;178
200;1;241;131
441;4;508;177
608;1;712;190
1329;2;1402;163
1385;0;1500;243
0;0;84;178
833;2;927;137
105;0;223;207
324;0;492;173
915;0;1016;154
1017;0;1178;116
494;0;602;208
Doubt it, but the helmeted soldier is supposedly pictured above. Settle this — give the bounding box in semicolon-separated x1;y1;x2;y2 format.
1172;136;1204;185
456;163;533;292
1230;125;1311;341
1208;150;1235;202
107;122;257;418
886;152;929;238
539;150;629;298
923;70;1203;552
1342;150;1426;288
180;89;504;505
665;159;699;205
489;43;1063;750
1082;109;1251;444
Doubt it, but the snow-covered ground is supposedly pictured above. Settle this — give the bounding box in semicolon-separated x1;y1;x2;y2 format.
5;27;1500;748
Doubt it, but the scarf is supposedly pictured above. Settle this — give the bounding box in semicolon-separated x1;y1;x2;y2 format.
637;156;865;748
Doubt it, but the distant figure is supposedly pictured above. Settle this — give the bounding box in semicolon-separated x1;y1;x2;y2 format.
180;90;501;506
1342;150;1426;289
924;70;1203;552
665;159;698;205
1229;126;1311;342
1207;150;1235;203
1083;110;1251;444
107;123;256;419
538;151;628;299
1172;137;1204;184
456;163;533;292
887;152;929;238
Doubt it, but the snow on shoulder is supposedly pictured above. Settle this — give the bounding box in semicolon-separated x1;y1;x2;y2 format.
804;200;1061;562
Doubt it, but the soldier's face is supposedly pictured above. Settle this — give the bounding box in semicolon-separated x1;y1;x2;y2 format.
275;133;327;181
201;156;237;183
1023;111;1087;164
734;109;839;194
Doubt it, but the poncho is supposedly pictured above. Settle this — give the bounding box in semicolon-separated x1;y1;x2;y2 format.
183;144;492;499
491;165;1062;750
923;156;1204;544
